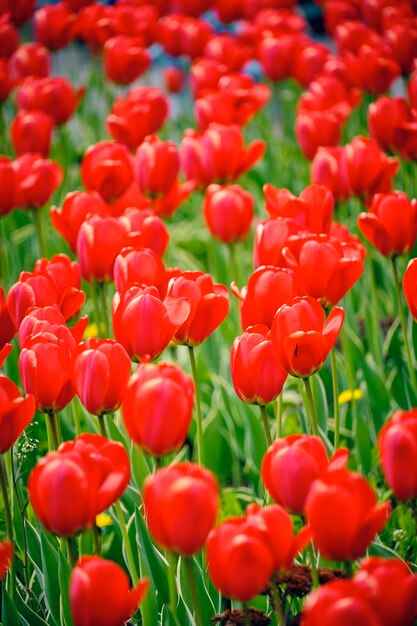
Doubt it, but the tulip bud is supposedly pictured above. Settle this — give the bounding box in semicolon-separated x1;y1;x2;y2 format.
0;375;36;453
378;409;417;501
203;184;253;243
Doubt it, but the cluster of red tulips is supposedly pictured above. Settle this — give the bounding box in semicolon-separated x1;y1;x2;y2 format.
1;0;417;625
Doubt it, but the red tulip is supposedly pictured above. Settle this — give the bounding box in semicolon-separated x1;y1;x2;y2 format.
7;270;60;327
233;266;298;330
262;435;348;514
254;217;300;269
0;375;36;453
122;360;194;456
295;110;342;160
18;305;87;349
195;85;269;130
403;257;417;321
284;234;365;306
33;4;78;50
76;215;129;284
368;96;411;153
292;40;329;88
345;136;399;201
271;296;344;378
113;246;165;294
244;503;311;572
298;74;361;123
72;339;131;416
0;540;13;580
122;208;169;257
207;514;274;602
112;284;190;361
190;58;227;99
16;76;85;125
0;59;12;103
258;34;298;81
181;124;265;187
8;42;50;81
163;66;185;93
10;110;54;156
135;135;179;197
264;182;334;234
12;153;62;209
358;191;417;257
33;253;85;320
203;184;253;243
305;466;390;561
81;141;134;204
50;190;108;254
354;557;417;626
0;287;16;349
311;145;350;203
0;157;17;216
0;16;19;59
203;34;251;71
29;434;130;536
19;332;76;413
143;462;219;554
104;36;151;85
378;409;417;501
384;22;417;75
166;271;229;346
106;86;169;152
230;324;287;405
70;556;148;626
302;579;381;626
343;44;400;95
1;0;36;27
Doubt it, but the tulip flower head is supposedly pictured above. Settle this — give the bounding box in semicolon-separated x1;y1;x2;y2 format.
378;409;417;501
70;556;148;626
271;296;344;378
143;462;219;555
29;434;130;536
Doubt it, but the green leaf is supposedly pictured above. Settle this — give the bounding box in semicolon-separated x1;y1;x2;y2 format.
2;587;21;626
135;507;169;605
39;530;62;626
362;356;390;432
15;588;49;626
310;373;329;436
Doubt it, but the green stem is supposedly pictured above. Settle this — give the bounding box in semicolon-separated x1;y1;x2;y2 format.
31;208;47;258
114;501;139;584
270;583;284;626
66;536;77;568
188;346;204;465
99;282;111;338
229;242;240;287
303;377;319;437
259;405;272;446
276;394;283;438
90;283;102;336
166;551;178;615
392;256;417;390
367;255;384;369
184;557;203;626
46;411;60;449
308;542;319;589
92;525;101;556
98;413;108;438
0;455;15;602
330;349;340;449
10;449;30;599
343;560;354;577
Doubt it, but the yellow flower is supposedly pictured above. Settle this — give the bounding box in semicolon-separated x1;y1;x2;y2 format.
84;323;99;339
95;513;113;528
338;389;363;405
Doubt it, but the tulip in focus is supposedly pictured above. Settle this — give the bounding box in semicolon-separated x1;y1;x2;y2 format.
122;360;194;457
271;296;344;378
143;462;219;554
262;435;348;515
0;375;36;453
166;271;230;346
112;284;190;361
70;556;148;626
29;434;130;536
230;324;287;406
72;339;131;416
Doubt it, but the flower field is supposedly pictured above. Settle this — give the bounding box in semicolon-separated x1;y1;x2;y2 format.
1;0;417;624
